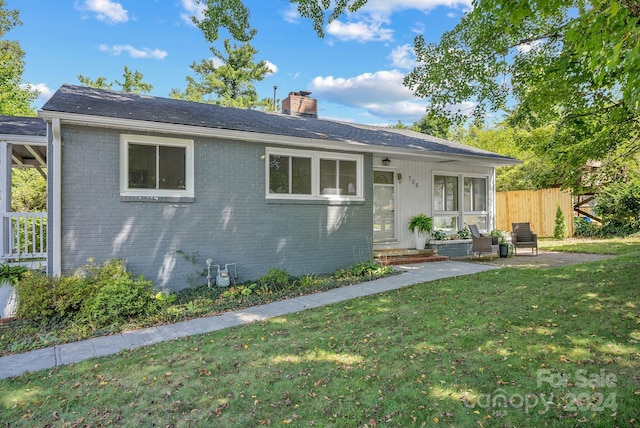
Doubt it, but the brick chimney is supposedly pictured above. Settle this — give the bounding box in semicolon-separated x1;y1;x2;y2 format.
282;91;318;119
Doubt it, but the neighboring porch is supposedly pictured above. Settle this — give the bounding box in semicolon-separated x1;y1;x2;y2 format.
0;117;48;269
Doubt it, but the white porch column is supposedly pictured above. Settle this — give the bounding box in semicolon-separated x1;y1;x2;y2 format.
0;141;11;261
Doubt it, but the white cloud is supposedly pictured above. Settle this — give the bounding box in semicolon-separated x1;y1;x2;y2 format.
264;61;278;75
309;70;428;121
99;44;168;59
389;44;416;69
75;0;128;24
326;16;394;42
360;0;472;15
180;0;206;26
21;83;54;106
281;5;300;24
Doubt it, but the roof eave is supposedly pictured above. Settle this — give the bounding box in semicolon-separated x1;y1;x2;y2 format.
38;110;521;166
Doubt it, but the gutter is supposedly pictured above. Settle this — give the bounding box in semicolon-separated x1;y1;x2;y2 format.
38;111;521;167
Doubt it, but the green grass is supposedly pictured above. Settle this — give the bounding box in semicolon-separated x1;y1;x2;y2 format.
539;236;640;255
1;239;639;427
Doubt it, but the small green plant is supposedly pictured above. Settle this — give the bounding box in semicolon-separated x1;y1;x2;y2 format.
554;206;567;239
432;230;446;240
0;264;29;285
259;267;291;292
456;227;471;239
408;214;432;233
489;229;507;244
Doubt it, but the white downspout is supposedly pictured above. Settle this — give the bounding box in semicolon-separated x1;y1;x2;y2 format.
52;118;62;275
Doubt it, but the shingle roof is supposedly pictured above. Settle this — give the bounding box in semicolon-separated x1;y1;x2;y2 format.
40;84;518;163
0;116;46;137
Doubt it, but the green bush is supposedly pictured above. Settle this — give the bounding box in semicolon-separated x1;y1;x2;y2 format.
14;270;56;321
13;259;162;329
574;217;599;237
80;277;158;327
259;267;291;292
554;206;567;239
594;178;640;237
0;264;29;285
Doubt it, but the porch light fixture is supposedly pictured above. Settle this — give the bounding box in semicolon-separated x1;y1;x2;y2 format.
382;157;391;166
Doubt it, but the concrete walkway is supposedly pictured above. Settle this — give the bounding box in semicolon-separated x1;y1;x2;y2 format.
0;261;498;380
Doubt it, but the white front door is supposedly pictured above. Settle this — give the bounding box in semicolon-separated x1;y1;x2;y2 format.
373;170;396;242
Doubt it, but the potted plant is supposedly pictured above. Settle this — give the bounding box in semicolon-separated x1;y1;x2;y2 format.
408;214;432;249
490;229;510;258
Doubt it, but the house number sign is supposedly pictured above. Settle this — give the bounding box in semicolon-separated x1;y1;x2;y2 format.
407;176;419;188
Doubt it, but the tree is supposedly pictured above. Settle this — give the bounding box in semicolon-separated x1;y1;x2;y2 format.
452;122;563;191
11;168;46;212
193;0;368;42
404;0;640;191
0;0;37;116
170;39;271;109
77;66;153;94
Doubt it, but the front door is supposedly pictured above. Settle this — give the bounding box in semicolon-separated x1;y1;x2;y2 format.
373;170;396;242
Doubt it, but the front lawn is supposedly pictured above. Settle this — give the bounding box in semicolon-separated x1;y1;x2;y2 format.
1;238;638;426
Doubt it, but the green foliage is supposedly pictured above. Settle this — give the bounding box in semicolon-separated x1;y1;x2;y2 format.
456;227;471;239
0;2;37;115
11;169;47;212
553;206;567;239
333;260;393;279
0;263;28;285
13;259;161;329
595;177;640;236
13;270;56;320
258;267;291;292
405;0;640;191
170;39;270;109
80;277;158;326
194;0;367;42
77;65;153;94
573;217;600;238
408;214;432;233
489;229;507;243
432;230;446;240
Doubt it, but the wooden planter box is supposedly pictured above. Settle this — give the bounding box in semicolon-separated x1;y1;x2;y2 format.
427;239;472;258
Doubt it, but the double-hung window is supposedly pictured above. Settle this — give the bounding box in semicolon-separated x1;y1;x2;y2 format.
267;148;363;200
120;134;194;199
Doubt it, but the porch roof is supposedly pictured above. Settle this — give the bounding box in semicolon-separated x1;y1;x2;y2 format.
39;84;520;166
0;116;47;169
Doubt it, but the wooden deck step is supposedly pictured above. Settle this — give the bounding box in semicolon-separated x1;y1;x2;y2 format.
374;249;450;265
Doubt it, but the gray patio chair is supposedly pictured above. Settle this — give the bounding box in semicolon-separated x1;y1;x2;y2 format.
511;222;538;255
469;224;499;259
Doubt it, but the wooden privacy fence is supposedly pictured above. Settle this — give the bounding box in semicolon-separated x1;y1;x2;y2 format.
496;188;574;238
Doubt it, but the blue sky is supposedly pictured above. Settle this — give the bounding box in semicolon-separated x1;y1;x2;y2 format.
7;0;471;125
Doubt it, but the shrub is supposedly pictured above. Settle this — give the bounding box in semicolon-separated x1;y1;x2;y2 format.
14;270;56;321
13;258;162;329
259;267;291;292
594;178;640;237
574;217;599;237
554;206;567;239
80;277;158;327
0;264;29;285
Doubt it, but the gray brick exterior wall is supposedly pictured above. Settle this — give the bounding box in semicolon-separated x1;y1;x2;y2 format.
56;125;373;291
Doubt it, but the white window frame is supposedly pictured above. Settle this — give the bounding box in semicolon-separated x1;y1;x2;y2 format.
266;147;364;201
120;134;194;198
433;172;490;233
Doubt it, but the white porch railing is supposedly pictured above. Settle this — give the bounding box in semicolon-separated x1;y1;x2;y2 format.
1;212;47;262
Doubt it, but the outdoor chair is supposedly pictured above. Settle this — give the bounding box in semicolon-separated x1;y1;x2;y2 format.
511;222;538;255
469;224;499;259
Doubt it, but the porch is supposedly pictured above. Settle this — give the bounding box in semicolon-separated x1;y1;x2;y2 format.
0;117;48;268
